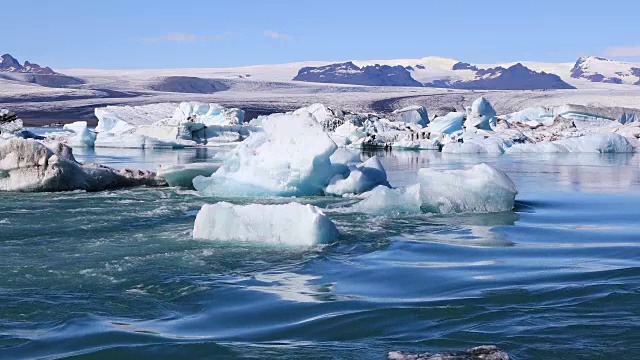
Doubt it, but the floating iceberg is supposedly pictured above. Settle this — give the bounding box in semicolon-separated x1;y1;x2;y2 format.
392;106;429;127
63;121;96;148
427;112;465;134
0;138;165;192
466;97;497;130
157;163;221;188
93;102;253;148
506;133;634;153
325;156;390;195
441;131;511;154
192;202;339;246
355;164;517;214
194;111;338;196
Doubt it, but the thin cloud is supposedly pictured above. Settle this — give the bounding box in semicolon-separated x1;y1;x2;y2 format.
604;46;640;57
140;32;234;43
264;30;291;40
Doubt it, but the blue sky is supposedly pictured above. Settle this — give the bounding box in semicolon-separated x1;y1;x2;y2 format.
2;0;639;69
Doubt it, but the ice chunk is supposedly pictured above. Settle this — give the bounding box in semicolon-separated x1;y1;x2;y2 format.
63;121;96;148
157;163;221;188
325;156;390;195
353;184;422;214
329;148;361;176
193;202;339;246
193;111;338;196
0;138;165;192
506;133;634;153
442;132;509;154
427;112;465;134
466;97;496;130
392;106;429;127
354;164;517;214
95;132;183;149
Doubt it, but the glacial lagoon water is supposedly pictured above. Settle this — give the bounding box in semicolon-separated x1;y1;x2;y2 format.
1;148;640;359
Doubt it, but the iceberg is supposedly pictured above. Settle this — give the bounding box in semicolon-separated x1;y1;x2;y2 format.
354;164;517;214
392;106;429;127
63;121;96;148
193;111;338;196
442;131;510;154
0;138;165;192
506;133;634;153
427;112;465;134
325;156;390;195
466;97;497;130
93;102;253;148
157;163;221;188
193;202;339;246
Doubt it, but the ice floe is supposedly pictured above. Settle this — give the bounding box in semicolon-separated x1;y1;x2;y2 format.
192;202;339;246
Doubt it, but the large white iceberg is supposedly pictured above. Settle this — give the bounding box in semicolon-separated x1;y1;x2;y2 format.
93;102;253;148
325;156;390;196
354;164;517;214
192;202;339;246
0;138;165;192
506;133;634;153
193;111;338;196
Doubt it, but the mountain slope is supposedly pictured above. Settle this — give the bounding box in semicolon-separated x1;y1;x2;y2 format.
293;62;423;87
0;54;57;74
570;56;640;85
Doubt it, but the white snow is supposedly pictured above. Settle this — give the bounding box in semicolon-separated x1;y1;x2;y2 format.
193;111;338;196
355;164;517;214
192;202;339;246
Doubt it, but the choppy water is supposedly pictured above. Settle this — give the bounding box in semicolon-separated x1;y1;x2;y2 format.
1;148;640;359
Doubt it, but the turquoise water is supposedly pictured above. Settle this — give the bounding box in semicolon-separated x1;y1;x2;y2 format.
1;149;640;359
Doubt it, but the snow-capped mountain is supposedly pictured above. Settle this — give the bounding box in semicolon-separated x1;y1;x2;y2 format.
570;56;640;85
293;61;423;87
0;54;57;75
293;59;574;90
424;62;575;90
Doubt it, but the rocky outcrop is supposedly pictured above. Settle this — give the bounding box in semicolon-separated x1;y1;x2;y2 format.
293;61;424;87
428;63;576;90
0;53;57;74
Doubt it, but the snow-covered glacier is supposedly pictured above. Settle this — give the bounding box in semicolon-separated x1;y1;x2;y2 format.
193;202;339;246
